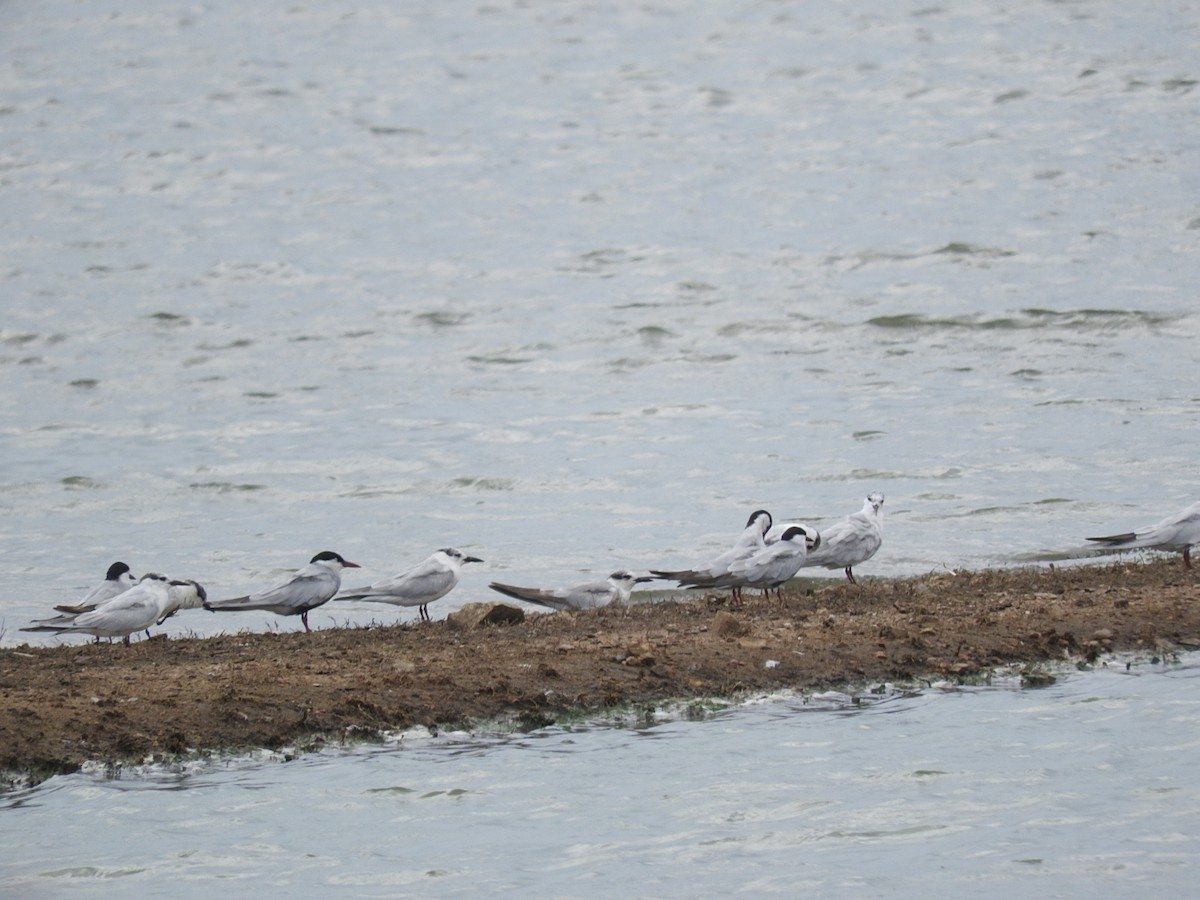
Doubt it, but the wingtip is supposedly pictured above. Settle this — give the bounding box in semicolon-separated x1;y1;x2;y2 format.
1085;532;1136;544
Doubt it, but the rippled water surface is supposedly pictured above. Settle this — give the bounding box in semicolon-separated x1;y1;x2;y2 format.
1;0;1199;891
4;659;1200;895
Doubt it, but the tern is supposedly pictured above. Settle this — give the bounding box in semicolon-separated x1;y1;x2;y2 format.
488;570;652;611
788;492;885;584
204;550;360;632
689;525;820;599
22;574;206;644
335;548;483;622
1086;500;1200;569
650;509;773;600
27;569;159;633
49;561;138;616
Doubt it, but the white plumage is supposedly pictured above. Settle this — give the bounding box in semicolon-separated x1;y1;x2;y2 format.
795;492;885;584
23;574;206;644
335;548;482;621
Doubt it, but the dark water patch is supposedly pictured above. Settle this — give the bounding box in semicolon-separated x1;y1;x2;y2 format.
1162;77;1197;94
468;352;535;365
568;247;637;274
69;379;99;389
451;476;516;491
933;242;1017;258
867;308;1180;332
993;89;1030;103
636;325;673;343
609;356;654;371
1033;398;1086;407
368;125;425;136
61;476;101;490
148;311;191;325
700;87;735;108
682;351;736;364
190;482;267;493
415;311;468;328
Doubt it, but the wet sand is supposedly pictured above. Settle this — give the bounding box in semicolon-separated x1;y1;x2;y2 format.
1;559;1196;787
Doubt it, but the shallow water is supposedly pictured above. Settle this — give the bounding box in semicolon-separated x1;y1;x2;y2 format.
4;657;1200;895
1;1;1199;892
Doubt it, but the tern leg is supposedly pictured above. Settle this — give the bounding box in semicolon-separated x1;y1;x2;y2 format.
301;611;312;633
1185;547;1192;569
844;566;857;585
419;604;430;622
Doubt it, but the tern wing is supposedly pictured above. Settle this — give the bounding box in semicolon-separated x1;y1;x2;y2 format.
1089;502;1200;550
210;567;337;614
803;516;882;569
340;562;457;606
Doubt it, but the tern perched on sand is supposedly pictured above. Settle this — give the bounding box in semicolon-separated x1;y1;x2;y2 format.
22;574;206;644
682;525;820;599
1086;500;1200;569
787;492;885;584
335;547;482;622
488;570;652;611
204;550;360;632
45;561;138;616
650;509;773;599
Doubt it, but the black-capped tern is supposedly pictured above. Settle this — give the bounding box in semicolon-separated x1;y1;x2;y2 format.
203;550;360;632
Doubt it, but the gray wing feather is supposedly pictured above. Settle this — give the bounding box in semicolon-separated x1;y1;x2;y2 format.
340;564;457;606
802;516;882;569
211;569;337;614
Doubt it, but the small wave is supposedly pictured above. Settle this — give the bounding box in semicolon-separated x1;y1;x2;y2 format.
867;308;1180;331
450;476;517;492
61;476;101;489
189;482;267;493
